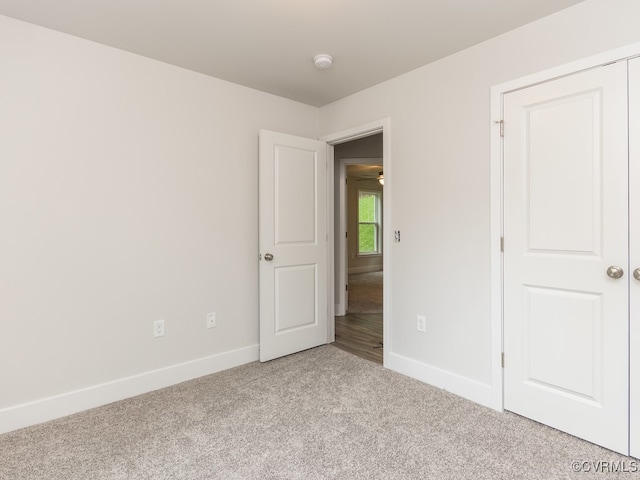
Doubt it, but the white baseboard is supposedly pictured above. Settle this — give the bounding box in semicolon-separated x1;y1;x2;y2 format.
0;344;259;434
348;266;383;275
387;352;499;411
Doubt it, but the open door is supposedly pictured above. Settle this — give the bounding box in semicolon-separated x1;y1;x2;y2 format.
259;130;328;362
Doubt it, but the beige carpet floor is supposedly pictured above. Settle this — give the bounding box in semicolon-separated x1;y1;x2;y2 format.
0;345;633;479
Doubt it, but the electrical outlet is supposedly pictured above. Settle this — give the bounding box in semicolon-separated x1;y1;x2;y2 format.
206;312;217;329
417;315;426;333
154;319;165;337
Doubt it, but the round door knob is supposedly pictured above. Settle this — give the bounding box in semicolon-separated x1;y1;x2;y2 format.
634;268;640;281
606;265;624;279
264;253;274;261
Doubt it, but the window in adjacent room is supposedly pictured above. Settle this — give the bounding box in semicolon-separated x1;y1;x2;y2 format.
358;190;382;255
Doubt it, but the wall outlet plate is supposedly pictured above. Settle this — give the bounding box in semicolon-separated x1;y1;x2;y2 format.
206;312;217;329
417;315;426;333
154;319;165;337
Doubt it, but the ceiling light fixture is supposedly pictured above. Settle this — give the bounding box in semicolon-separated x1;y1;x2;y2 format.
313;54;333;69
378;171;384;185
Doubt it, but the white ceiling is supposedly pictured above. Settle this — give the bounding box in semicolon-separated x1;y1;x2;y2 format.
0;0;586;106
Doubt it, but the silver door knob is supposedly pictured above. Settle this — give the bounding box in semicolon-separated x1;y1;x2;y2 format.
264;253;274;261
606;265;624;279
634;268;640;281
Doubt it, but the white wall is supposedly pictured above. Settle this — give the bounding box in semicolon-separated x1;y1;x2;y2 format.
319;0;640;407
0;16;318;431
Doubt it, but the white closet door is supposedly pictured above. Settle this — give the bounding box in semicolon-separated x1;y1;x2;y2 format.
629;56;640;459
503;61;629;454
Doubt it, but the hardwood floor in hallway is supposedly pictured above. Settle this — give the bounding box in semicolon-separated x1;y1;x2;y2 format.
334;313;383;364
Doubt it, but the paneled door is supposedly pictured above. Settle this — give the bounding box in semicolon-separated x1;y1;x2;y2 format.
258;130;328;362
629;56;640;459
503;62;629;454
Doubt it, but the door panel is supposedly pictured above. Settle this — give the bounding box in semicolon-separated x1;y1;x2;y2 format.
523;286;602;402
275;265;317;332
629;56;640;459
503;62;629;454
275;147;317;244
525;90;602;255
259;130;328;362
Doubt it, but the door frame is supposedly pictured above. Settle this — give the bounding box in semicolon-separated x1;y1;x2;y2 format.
490;42;640;413
322;118;391;366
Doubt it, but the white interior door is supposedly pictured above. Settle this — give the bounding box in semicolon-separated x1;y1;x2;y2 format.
629;56;640;459
503;62;629;454
259;130;328;362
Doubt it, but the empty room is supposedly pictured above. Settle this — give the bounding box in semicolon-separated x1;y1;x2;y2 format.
2;0;640;478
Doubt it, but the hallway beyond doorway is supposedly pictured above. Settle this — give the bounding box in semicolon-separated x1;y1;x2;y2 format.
334;313;382;364
347;271;382;313
334;271;383;364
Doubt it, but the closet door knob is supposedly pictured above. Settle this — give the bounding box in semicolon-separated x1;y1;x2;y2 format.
607;266;624;279
634;268;640;281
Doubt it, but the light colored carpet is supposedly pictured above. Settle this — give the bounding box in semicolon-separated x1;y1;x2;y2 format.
348;271;382;313
0;345;633;479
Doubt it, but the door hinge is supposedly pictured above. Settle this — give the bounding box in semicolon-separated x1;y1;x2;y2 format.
495;120;504;137
501;352;505;368
345;284;348;291
500;237;504;252
346;231;348;238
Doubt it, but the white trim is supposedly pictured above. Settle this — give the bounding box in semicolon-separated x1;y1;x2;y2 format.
490;41;640;414
0;344;259;434
494;41;640;96
322;118;392;367
489;76;505;413
323;120;385;145
387;353;495;409
334;149;347;318
326;143;336;342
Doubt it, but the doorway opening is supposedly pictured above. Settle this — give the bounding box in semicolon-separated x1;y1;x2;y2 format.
332;134;383;364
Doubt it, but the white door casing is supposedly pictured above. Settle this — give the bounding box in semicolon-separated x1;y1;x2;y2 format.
322;118;391;365
258;130;328;362
629;56;640;459
503;62;629;454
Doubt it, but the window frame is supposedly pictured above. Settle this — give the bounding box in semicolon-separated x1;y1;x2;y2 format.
356;189;382;256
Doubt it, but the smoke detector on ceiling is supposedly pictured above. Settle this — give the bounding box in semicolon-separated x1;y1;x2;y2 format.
313;54;333;69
